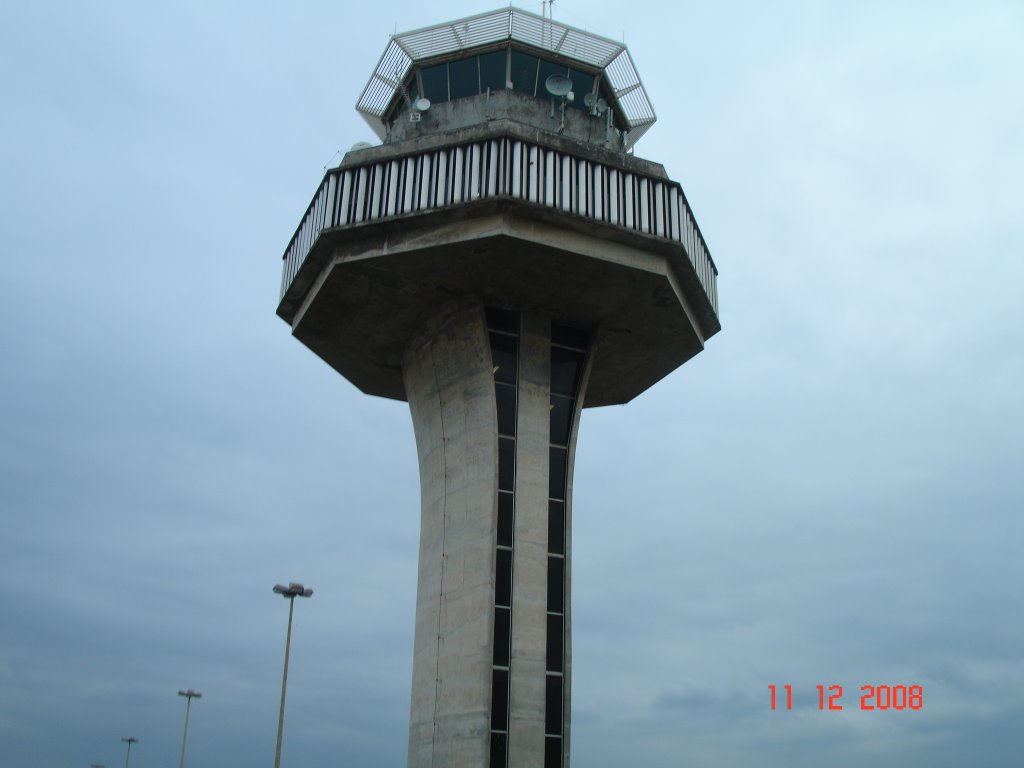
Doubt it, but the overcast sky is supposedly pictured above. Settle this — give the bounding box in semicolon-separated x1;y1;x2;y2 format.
1;1;1021;767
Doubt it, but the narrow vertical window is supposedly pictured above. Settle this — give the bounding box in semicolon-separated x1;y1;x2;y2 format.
510;51;539;95
547;501;564;555
545;614;563;672
449;56;480;100
545;323;588;768
487;308;519;768
480;49;507;92
494;606;511;667
420;62;449;103
497;492;514;548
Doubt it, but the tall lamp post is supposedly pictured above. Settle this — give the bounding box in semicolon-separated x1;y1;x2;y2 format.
272;582;313;768
177;688;202;768
120;737;138;768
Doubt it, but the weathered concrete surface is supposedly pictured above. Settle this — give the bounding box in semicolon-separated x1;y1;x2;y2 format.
283;199;711;407
404;301;497;768
387;91;631;153
508;314;551;766
402;303;587;767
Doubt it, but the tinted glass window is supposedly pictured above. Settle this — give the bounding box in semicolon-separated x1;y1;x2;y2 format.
544;736;562;768
496;548;512;607
421;63;448;103
510;51;538;95
450;56;479;100
568;68;596;111
548;500;564;555
491;669;509;730
546;614;563;672
480;49;507;91
551;346;584;396
545;675;563;734
494;606;511;667
490;733;508;768
498;492;514;548
550;394;573;447
547;556;564;614
490;333;518;385
537;59;569;97
499;437;516;492
549;446;566;501
496;383;517;437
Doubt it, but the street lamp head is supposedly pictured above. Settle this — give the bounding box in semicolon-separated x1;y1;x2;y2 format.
178;689;202;698
273;582;313;598
121;737;139;744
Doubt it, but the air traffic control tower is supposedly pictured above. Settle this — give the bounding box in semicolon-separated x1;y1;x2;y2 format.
276;8;719;768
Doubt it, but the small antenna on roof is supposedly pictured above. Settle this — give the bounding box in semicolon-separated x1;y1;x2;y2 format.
322;149;342;172
545;73;572;133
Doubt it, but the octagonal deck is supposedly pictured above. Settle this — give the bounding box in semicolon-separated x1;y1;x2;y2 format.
278;126;718;406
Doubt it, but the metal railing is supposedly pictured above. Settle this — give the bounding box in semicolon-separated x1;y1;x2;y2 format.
281;138;718;316
356;7;656;147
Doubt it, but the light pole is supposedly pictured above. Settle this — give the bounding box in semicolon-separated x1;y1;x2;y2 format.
272;582;313;768
177;688;202;768
120;737;138;768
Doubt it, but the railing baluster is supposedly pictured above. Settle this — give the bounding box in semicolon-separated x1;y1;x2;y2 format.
489;140;499;197
280;139;717;314
529;145;540;203
510;141;520;198
470;143;481;200
452;146;464;204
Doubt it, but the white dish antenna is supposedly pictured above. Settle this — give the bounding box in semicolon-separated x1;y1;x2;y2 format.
584;92;608;116
544;74;572;97
414;97;431;112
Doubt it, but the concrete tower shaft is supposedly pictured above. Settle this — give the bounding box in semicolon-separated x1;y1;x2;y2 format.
402;302;589;767
276;8;719;768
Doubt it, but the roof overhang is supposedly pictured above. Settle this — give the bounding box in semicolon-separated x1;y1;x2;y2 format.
355;6;656;149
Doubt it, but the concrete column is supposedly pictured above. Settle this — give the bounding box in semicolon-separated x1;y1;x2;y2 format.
405;301;497;768
561;334;594;768
403;302;590;768
507;314;551;765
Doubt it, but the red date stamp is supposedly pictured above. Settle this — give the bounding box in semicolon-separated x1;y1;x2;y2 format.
769;684;923;711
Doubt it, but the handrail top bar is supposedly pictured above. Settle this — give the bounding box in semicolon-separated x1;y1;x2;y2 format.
393;7;626;54
283;128;718;279
278;136;719;331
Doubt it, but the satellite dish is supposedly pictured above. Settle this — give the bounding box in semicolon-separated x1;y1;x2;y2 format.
414;97;431;112
596;97;608;114
584;92;596;108
544;73;572;97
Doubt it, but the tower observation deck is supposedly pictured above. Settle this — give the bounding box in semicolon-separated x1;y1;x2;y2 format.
276;7;719;767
